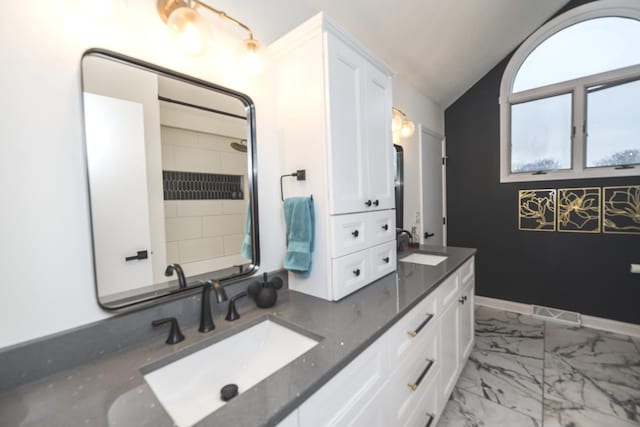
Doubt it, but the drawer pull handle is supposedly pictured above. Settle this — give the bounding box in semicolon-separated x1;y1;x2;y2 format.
407;313;434;337
425;412;435;427
352;230;359;238
383;257;390;263
353;269;361;277
408;358;435;391
382;224;389;230
125;250;148;262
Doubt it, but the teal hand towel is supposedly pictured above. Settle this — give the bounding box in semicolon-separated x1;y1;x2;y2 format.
283;197;315;276
241;202;252;259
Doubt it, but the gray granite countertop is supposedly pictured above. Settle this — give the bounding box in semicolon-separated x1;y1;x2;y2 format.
0;245;475;427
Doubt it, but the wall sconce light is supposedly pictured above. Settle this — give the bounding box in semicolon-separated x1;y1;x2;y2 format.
392;107;415;139
157;0;263;74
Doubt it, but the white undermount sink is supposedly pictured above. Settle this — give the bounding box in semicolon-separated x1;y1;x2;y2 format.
144;320;319;427
400;253;448;266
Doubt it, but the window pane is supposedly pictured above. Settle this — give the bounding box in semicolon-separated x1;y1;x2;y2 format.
586;79;640;167
511;94;572;173
514;17;640;92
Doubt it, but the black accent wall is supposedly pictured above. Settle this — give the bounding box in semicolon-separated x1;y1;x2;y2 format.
445;0;640;324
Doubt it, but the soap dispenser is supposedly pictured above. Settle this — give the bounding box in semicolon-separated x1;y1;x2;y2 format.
248;273;283;308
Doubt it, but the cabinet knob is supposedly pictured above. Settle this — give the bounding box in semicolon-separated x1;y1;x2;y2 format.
458;297;465;304
353;269;361;277
352;230;359;238
364;200;372;207
383;257;390;263
373;200;379;206
382;224;389;231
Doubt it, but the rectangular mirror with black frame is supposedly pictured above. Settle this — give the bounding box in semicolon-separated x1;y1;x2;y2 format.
81;49;259;310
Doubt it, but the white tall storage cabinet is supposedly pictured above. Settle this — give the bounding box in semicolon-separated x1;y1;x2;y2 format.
271;13;396;301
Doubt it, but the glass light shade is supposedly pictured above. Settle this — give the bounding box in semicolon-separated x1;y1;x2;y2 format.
243;39;263;76
400;119;415;138
167;7;210;56
391;109;403;132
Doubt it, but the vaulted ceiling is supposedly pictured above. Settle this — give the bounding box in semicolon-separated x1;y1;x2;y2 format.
222;0;572;107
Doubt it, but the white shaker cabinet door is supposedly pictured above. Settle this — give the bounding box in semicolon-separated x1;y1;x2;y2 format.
439;297;460;405
459;280;475;363
362;62;394;211
325;32;368;215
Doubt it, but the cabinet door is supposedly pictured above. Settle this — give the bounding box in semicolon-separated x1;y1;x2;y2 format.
326;33;368;215
459;280;475;363
362;62;394;211
439;299;460;404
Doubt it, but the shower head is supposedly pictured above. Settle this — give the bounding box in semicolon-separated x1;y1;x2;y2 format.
230;139;247;152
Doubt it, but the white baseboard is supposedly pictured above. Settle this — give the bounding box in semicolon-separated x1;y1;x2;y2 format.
474;296;640;338
474;296;533;316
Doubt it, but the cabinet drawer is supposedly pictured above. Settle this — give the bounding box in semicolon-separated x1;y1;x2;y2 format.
386;327;438;426
330;212;369;258
299;336;386;427
332;249;371;300
368;209;395;246
370;241;396;281
460;256;474;285
406;371;440;427
386;289;438;365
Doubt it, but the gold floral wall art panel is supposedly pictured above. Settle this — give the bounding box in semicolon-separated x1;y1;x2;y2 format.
519;189;556;231
603;185;640;234
557;187;601;233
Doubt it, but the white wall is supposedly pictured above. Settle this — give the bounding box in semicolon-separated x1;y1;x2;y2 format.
392;78;445;235
0;1;443;349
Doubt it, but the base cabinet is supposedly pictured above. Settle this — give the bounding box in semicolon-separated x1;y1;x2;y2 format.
290;256;475;427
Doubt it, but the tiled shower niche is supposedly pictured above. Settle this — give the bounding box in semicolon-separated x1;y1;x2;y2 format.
163;170;244;200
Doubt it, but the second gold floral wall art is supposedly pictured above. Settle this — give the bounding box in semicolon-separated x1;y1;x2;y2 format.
557;187;601;233
518;185;640;235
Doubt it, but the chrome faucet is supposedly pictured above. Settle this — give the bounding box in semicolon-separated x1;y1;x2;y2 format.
165;264;187;289
199;280;228;333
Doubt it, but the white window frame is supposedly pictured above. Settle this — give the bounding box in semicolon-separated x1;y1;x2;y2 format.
499;0;640;183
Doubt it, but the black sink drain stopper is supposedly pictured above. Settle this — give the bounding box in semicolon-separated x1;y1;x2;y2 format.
221;384;239;402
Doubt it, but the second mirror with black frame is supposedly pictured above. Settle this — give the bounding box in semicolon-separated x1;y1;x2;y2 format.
81;49;259;310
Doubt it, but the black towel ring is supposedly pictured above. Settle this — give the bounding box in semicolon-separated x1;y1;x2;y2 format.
280;170;313;201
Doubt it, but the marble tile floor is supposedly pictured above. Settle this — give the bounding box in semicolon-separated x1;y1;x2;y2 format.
439;306;640;427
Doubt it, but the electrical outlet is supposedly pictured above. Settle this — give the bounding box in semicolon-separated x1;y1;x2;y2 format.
414;211;421;224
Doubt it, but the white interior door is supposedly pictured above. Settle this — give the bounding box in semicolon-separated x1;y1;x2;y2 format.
419;126;446;246
84;93;153;298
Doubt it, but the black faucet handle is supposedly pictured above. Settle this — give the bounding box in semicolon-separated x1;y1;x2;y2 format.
225;291;248;321
152;317;185;345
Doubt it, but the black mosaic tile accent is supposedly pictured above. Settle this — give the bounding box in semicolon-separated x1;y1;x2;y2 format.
163;170;243;200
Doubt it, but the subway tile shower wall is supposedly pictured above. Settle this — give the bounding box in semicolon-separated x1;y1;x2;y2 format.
163;171;244;200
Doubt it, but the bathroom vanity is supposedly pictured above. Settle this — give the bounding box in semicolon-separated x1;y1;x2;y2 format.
0;246;475;427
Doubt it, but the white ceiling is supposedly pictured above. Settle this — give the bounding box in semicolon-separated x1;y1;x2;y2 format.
216;0;571;107
299;0;571;107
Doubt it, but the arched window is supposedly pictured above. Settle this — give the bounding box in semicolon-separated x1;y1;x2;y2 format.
499;0;640;182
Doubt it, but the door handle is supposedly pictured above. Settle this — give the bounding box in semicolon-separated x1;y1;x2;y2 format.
424;232;435;239
125;250;148;262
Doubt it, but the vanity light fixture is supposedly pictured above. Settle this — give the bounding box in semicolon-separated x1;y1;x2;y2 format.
157;0;263;74
392;107;415;139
